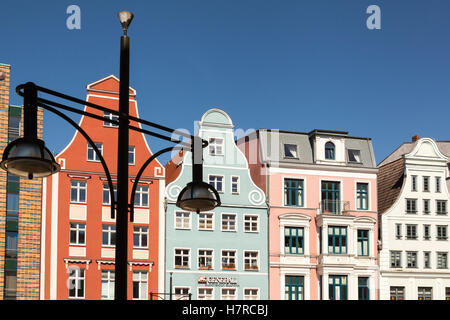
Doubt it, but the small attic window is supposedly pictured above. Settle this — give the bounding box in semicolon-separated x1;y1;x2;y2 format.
348;149;361;163
325;142;335;160
284;144;298;159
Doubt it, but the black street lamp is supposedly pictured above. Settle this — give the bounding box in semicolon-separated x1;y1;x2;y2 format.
0;11;220;301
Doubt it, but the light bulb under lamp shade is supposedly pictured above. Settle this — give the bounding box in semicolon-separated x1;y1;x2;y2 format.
0;138;60;179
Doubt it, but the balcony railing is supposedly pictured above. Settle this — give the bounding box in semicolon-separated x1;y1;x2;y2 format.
319;200;350;215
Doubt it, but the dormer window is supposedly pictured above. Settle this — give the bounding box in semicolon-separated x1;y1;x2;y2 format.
348;149;361;163
284;144;298;159
209;138;224;156
325;142;335;160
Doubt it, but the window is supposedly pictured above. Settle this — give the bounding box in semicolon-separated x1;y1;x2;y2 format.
68;267;85;299
423;199;430;214
174;249;190;269
395;224;402;239
437;225;448;240
70;223;86;245
390;251;402;268
284;144;298;158
284;178;304;207
390;287;405;300
328;275;347;300
198;249;213;269
175;212;191;229
222;214;236;232
231;176;240;194
285;276;304;300
132;271;148;300
406;199;417;214
358;277;370;300
284;227;304;255
134;185;149;207
348;149;361;163
424;252;431;269
70;180;86;203
325;142;335;160
133;226;148;248
5;232;18;259
244;215;258;233
244;251;258;271
101;270;115;300
209;138;224;155
221;250;236;270
423;225;431;240
406;224;417;240
406;251;417;268
175;287;190;300
436;177;441;193
87;142;103;162
209;175;224;193
436;200;447;215
4;271;17;300
411;175;417;191
423;176;430;192
437;252;448;269
102;183;117;205
198;212;213;230
103;111;119;127
128;146;135;165
244;289;259;300
446;288;450;301
198;288;213;300
357;230;369;256
321;181;341;214
102;225;116;246
221;288;237;300
356;183;369;210
328;226;347;254
418;287;432;300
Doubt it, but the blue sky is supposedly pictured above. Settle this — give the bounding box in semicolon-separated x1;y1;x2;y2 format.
2;0;450;165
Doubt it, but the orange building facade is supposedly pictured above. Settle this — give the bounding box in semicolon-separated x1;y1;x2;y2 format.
40;75;165;300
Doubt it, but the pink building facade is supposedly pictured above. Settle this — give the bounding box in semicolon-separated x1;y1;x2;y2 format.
238;129;379;300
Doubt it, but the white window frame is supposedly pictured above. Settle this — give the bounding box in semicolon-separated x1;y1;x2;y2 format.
243;250;259;271
208;137;224;156
101;270;115;300
198;287;214;300
102;224;116;247
132;271;148;300
87;142;103;162
70;223;86;246
134;185;149;208
68;267;85;299
174;248;190;269
243;288;259;300
133;226;148;248
174;287;191;300
244;214;259;233
103;111;119;128
198;248;214;270
221;249;237;270
70;180;87;204
221;213;237;232
175;211;191;230
221;288;237;300
197;212;214;231
102;183;117;205
231;176;240;194
128;146;135;165
209;174;224;193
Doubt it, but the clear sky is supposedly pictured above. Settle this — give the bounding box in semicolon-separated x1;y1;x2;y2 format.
2;0;450;165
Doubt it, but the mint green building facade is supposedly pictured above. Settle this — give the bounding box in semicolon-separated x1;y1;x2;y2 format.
164;108;268;300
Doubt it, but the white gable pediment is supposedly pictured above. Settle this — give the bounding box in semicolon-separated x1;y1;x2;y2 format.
405;138;448;162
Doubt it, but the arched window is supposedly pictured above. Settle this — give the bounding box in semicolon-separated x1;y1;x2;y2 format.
325;142;335;160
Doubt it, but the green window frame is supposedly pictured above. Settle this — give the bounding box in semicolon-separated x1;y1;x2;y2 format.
357;230;369;256
356;183;369;210
284;179;304;207
285;276;304;300
325;142;335;160
328;226;347;254
358;277;370;300
284;227;304;255
329;275;347;300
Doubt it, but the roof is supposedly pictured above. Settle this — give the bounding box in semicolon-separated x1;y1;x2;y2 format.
377;158;405;215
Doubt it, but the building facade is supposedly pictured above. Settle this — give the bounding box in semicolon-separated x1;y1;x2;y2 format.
164;108;268;300
0;63;44;299
238;129;379;300
378;136;450;300
41;75;165;300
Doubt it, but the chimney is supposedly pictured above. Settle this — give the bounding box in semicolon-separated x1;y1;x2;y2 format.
412;134;420;142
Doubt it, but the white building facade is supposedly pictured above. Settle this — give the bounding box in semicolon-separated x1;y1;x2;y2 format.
378;137;450;300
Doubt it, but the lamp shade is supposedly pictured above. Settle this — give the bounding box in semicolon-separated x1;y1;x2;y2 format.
0;138;60;179
118;11;134;32
176;181;221;213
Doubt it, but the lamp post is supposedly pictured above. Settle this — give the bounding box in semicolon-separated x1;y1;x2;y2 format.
0;11;220;300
